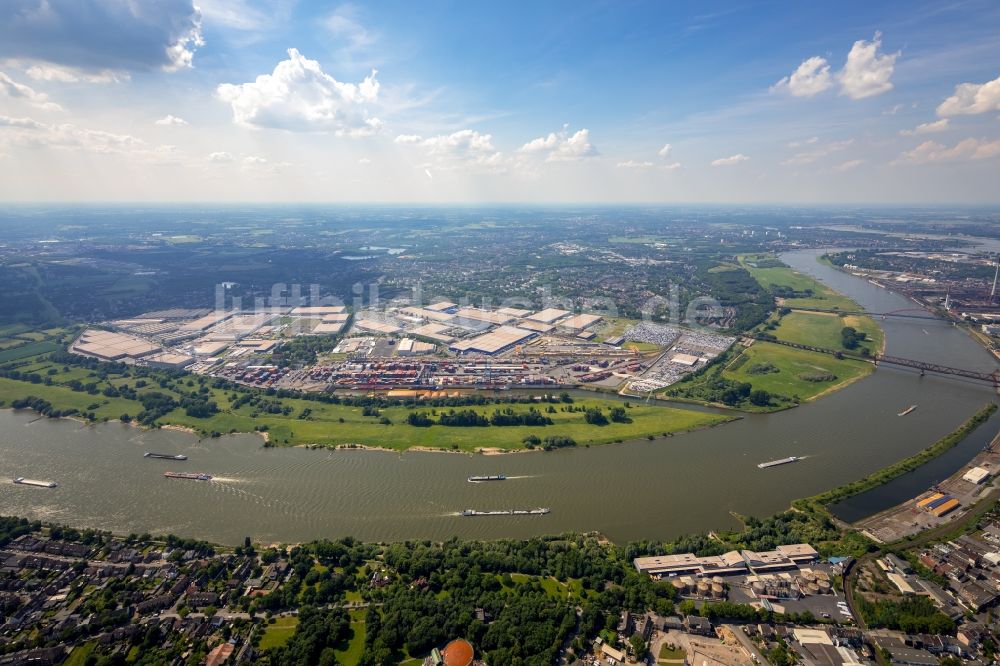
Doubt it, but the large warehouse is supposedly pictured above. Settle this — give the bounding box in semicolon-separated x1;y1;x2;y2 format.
449;326;536;355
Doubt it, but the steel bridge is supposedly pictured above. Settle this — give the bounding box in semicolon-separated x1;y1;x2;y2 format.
789;306;940;321
753;336;1000;387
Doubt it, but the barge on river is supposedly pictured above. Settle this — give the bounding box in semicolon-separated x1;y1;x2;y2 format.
468;474;506;482
757;456;800;469
164;472;212;481
461;508;549;516
145;452;188;460
13;477;57;488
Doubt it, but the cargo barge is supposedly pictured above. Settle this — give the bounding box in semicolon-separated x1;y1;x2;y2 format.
163;472;212;481
897;405;917;417
468;474;506;482
461;508;549;516
145;452;188;461
13;477;57;488
757;456;800;469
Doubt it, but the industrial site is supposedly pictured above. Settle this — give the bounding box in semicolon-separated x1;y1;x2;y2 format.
68;300;736;396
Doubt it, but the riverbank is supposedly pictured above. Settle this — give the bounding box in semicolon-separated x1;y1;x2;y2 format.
792;403;997;520
663;254;886;413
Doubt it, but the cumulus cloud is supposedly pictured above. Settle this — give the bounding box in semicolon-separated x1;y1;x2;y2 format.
0;72;62;111
710;154;749;167
323;5;375;52
838;33;898;99
519;127;597;162
781;139;854;166
833;159;865;172
207;151;235;163
0;0;203;73
394;134;422;144
936;74;1000;116
772;56;832;97
616;160;654;169
155;115;188;126
893;138;1000;165
657;143;672;158
0;113;175;160
899;119;949;136
25;64;123;84
788;137;819;148
773;33;897;100
216;48;381;134
420;130;504;170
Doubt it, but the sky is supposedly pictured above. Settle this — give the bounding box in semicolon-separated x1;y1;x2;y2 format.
0;0;999;204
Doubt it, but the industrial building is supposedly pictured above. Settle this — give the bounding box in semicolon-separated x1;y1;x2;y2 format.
410;322;454;343
963;466;991;485
425;301;457;312
290;305;346;315
527;307;570;324
354;319;402;335
396;338;436;356
73;329;162;362
453;308;514;325
449;326;536;355
557;313;603;332
633;543;818;578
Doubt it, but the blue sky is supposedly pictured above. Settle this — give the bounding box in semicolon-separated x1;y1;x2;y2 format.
0;0;999;203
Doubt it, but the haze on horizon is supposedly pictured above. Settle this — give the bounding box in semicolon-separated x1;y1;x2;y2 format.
0;0;999;205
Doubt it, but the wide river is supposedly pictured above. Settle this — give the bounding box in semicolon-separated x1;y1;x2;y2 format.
1;249;997;545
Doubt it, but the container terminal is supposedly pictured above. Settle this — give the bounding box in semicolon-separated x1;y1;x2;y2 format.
13;477;58;488
757;456;800;469
460;508;549;516
163;472;212;481
144;452;188;460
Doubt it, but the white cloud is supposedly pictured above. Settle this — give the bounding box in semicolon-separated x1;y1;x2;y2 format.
893;138;1000;165
216;48;381;134
773;33;897;101
419;129;504;170
657;143;672;158
883;104;904;116
197;0;271;30
936;74;1000;116
617;160;654;169
781;139;854;166
394;134;422;144
788;137;819;148
207;151;235;163
838;32;898;99
358;157;371;164
0;0;202;73
661;162;682;171
899;119;949;136
772;56;832;97
833;159;865;172
25;64;123;84
155;115;188;126
710;154;749;167
0;72;62;111
519;127;597;162
0;114;175;160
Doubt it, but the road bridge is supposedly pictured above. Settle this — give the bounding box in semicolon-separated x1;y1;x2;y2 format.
788;306;940;321
752;336;1000;386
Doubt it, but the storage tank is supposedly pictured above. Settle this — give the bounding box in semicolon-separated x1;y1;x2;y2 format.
697;580;711;597
817;579;832;593
672;579;687;594
814;570;830;582
751;581;766;595
806;582;820;595
711;583;725;598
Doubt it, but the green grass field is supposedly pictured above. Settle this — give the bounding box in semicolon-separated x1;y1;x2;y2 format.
259;616;299;650
0;347;731;450
333;609;366;665
740;254;859;311
771;311;883;354
503;573;584;600
724;341;872;401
